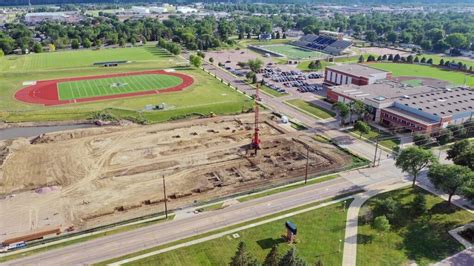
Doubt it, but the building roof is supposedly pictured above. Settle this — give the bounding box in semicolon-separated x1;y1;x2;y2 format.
384;106;439;125
397;87;474;117
326;64;389;78
331;79;474;119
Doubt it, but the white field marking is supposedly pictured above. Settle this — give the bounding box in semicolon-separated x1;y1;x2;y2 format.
23;81;37;86
109;196;353;265
164;69;176;72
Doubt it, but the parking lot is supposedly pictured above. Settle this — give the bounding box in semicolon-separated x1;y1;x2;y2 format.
206;48;327;97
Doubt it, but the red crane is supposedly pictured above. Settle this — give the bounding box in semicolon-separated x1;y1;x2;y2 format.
251;84;261;154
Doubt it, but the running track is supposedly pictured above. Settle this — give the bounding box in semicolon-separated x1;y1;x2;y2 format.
14;70;194;106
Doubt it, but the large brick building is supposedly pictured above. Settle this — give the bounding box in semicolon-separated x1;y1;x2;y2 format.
324;64;392;86
327;80;474;134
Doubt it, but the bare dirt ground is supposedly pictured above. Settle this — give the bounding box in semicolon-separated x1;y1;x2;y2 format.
0;113;351;240
356;47;412;57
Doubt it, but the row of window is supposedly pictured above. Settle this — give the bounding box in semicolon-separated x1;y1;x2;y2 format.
382;112;425;130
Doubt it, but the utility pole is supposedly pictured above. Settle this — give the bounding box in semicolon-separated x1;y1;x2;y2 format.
304;145;309;184
372;135;380;167
162;175;168;219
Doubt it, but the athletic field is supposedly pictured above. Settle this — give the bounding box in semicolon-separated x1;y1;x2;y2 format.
370;63;474;86
259;44;326;60
15;70;193;106
58;74;182;100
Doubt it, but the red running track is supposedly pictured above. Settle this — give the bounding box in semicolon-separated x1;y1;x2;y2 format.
15;70;194;106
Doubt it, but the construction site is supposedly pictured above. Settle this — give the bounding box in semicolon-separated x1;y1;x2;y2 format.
0;112;352;242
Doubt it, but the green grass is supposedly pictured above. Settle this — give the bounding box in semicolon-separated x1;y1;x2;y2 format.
0;45;178;72
0;47;252;123
237;174;339;202
369;63;474;86
97;192;361;266
401;79;424;86
237;38;292;48
258;44;326;60
58;74;183;100
196;203;225;212
357;187;474;266
0;215;174;263
285;99;335;119
415;54;474;68
349;125;400;150
259;84;286;97
297;60;333;72
123;200;351;266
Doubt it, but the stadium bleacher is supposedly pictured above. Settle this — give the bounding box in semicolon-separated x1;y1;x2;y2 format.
292;33;352;55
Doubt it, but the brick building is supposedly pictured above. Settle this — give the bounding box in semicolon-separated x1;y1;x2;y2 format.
324;64;392;86
327;80;474;134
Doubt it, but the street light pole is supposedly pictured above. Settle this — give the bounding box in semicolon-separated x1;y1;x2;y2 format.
162;175;168;219
304;145;309;184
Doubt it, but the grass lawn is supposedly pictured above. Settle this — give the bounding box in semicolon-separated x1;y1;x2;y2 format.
238;174;339;202
0;45;252;123
297;60;333;72
196;203;225;212
357;187;474;266
349;125;400;150
285;99;335;119
415;54;474;68
259;84;285;97
369;62;474;86
258;44;326;60
58;74;182;100
124;200;350;266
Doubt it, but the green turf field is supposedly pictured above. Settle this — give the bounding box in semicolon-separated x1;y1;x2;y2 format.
259;44;326;60
0;45;252;123
370;63;474;86
0;45;179;72
58;74;182;100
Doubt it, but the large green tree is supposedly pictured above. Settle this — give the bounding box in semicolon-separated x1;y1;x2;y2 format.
428;164;473;203
230;242;258;266
396;147;437;187
278;247;306;266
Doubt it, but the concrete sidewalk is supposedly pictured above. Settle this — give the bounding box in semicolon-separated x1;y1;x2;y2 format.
342;181;410;266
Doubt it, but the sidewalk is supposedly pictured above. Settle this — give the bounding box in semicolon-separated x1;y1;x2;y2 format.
342;181;410;266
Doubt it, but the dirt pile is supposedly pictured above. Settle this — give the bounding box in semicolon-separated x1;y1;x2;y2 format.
0;113;351;240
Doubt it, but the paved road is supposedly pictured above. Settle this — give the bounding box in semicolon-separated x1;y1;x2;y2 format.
3;63;398;265
4;177;361;265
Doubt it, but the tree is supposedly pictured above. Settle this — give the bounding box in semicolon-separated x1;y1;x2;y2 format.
388;54;394;61
118;38;126;47
428;164;473;203
445;33;469;49
82;38;92;48
407;55;414;64
352;100;367;120
48;43;55;52
386;31;398;43
411;193;427;216
71;39;80;49
447;139;472;168
209;57;214;64
372;197;401;224
436;128;453;145
373;215;390;232
189;54;202;68
365;31;376;42
414;56;419;63
439;58;445;66
447;124;466;139
246;71;257;84
395;146;436;187
247;58;263;73
413;133;431;147
264;245;279;266
354;121;370;138
427;58;433;65
393;54;401;62
332;102;349;126
420;57;426;64
230;242;258;266
279;247;306;266
358;55;364;63
32;42;42;53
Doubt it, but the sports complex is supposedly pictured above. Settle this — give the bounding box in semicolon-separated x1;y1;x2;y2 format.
15;70;194;106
